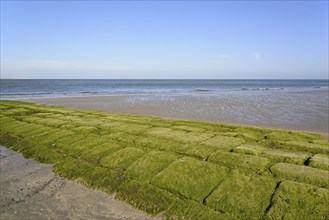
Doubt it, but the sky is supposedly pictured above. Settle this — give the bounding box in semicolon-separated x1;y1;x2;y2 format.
1;1;328;79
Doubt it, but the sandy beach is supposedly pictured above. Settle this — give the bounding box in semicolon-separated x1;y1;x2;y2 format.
0;146;159;220
25;88;329;136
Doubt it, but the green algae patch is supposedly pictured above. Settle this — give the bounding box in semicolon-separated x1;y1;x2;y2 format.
82;166;129;193
263;149;311;165
116;180;176;214
152;157;229;202
205;170;277;219
147;127;212;143
285;141;329;154
308;154;329;171
233;145;312;165
136;135;217;159
270;163;329;188
0;100;329;219
203;135;244;151
265;180;329;220
100;147;145;168
208;151;270;173
171;125;205;133
79;143;122;163
126;151;180;181
165;198;232;220
54;158;95;180
233;144;267;156
266;131;315;142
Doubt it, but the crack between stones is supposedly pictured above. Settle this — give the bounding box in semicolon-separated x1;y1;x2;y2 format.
201;171;231;206
304;153;316;166
262;180;283;218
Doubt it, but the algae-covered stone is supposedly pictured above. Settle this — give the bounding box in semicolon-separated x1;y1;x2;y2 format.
285;141;329;154
263;149;311;165
79;143;122;162
152;157;229;202
234;145;312;165
165;198;232;220
233;145;267;155
271;163;329;188
112;123;151;134
116;180;176;214
267;131;314;142
147;127;212;143
208;151;270;172
206;170;276;219
100;147;145;168
308;154;329;171
265;180;329;220
126;150;180;181
203;135;244;151
171;125;205;133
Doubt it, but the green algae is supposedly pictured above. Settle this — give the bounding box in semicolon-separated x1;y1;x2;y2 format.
100;147;145;169
308;153;329;171
264;180;329;220
126;151;180;181
203;135;244;151
205;170;277;219
208;151;270;173
270;163;329;188
0;100;328;219
152;157;229;202
165;198;232;220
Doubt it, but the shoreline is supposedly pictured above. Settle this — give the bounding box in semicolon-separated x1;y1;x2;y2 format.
22;91;329;137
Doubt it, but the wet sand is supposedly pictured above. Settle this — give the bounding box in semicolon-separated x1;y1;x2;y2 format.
25;88;329;136
0;146;159;220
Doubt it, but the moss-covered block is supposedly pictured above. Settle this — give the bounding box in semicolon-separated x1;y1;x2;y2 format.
116;180;175;214
263;149;311;165
266;131;314;142
152;157;229;202
171;125;205;133
1;107;34;116
233;145;267;156
14;125;52;137
265;180;329;220
126;151;180;181
208;151;270;173
165;198;232;220
79;143;122;163
82;166;128;192
206;170;276;219
147;127;212;143
100;147;145;168
270;163;329;188
308;154;329;171
285;141;329;154
112;123;151;134
136;136;216;159
54;158;95;180
203;135;244;151
30;129;75;144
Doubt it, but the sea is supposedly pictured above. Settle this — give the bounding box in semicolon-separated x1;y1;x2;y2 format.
1;79;328;99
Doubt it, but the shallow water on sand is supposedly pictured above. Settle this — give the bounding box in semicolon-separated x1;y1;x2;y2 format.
27;88;329;135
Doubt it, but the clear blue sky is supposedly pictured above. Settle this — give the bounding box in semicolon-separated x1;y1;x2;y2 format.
1;1;328;79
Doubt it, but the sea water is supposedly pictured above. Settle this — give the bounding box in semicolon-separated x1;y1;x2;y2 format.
1;79;328;99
